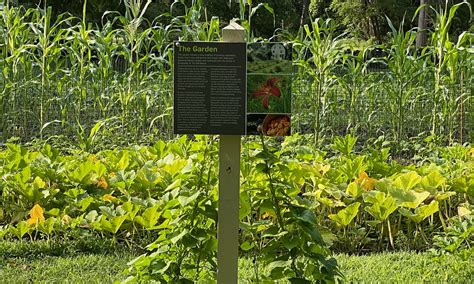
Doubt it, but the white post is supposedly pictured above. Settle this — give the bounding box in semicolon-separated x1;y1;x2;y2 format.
218;22;245;284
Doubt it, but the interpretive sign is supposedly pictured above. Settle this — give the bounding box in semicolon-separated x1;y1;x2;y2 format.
173;41;294;136
174;41;246;135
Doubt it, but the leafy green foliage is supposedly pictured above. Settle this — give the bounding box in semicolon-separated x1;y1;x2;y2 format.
400;201;439;223
0;135;473;280
431;214;474;255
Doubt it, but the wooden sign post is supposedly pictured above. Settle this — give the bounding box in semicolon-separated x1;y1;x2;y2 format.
217;23;245;284
174;24;246;283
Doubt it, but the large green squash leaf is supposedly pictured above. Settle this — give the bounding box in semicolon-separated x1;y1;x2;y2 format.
329;202;360;227
363;191;397;221
346;182;363;198
388;187;430;209
421;170;446;192
393;171;421;191
399;201;439;223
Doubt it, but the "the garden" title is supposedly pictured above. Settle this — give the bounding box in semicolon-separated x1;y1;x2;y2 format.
177;45;218;53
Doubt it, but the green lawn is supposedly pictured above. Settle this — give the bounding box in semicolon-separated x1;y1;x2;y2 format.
0;239;139;284
0;240;472;283
336;252;473;283
0;253;131;284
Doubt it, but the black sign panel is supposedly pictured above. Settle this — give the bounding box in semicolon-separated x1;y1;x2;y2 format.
174;42;246;135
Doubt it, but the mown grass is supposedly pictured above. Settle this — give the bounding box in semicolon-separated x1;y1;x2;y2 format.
0;239;141;283
336;252;474;283
0;253;132;284
1;240;472;283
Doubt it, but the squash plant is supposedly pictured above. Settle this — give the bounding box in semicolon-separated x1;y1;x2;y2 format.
0;135;472;277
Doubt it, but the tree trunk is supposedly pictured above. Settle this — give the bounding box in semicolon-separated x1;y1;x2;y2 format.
300;0;308;29
416;0;429;47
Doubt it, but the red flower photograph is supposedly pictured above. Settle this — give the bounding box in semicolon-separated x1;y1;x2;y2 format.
247;75;291;113
252;78;281;109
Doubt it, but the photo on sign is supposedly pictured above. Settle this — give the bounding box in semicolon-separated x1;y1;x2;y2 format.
247;75;291;114
247;42;293;74
247;113;291;136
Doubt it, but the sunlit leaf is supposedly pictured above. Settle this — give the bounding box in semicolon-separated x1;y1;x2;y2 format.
393;171;421;191
346;181;363;198
329;202;360;227
399;201;439;223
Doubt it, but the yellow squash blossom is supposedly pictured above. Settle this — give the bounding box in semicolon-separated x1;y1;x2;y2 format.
102;194;116;202
355;171;377;191
97;177;108;189
88;155;98;162
27;204;45;225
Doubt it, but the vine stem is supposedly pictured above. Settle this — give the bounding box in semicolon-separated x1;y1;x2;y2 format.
189;136;213;225
259;134;285;231
387;218;394;249
249;138;262;283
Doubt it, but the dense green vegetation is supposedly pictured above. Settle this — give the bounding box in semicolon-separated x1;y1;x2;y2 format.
0;0;473;282
0;136;472;281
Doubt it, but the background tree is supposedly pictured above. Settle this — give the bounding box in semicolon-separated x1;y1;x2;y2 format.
416;0;429;47
13;0;472;41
